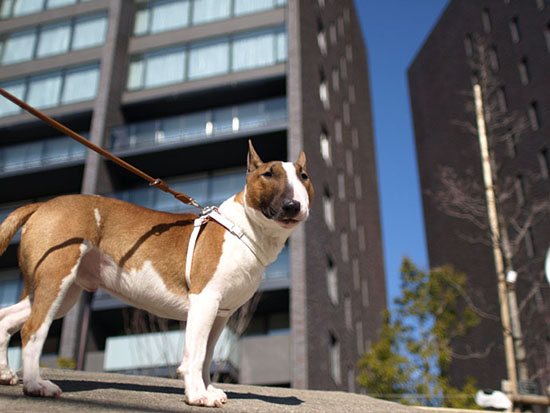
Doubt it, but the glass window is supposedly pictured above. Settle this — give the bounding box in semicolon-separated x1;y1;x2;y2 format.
13;0;43;16
127;60;144;90
210;171;245;203
43;137;71;163
73;14;108;50
144;48;186;88
0;80;25;117
237;101;262;129
37;22;71;58
2;29;36;65
2;145;27;171
0;270;22;309
192;0;230;25
276;30;287;61
150;0;190;34
265;246;289;279
182;111;209;138
160;116;184;141
171;176;209;207
133;8;150;36
27;72;62;109
234;0;273;16
46;0;76;9
212;107;233;134
188;38;229;80
232;30;275;72
61;65;99;104
130;120;156;147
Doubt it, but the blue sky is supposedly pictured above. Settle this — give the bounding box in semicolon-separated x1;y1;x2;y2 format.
354;1;449;306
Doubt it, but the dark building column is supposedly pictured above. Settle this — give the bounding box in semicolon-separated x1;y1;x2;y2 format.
58;0;135;366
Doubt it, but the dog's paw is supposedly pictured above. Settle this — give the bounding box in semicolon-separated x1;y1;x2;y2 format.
207;384;227;404
185;388;227;408
23;379;62;398
0;368;18;385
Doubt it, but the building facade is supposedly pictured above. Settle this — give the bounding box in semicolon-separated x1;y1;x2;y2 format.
0;0;385;392
409;0;550;396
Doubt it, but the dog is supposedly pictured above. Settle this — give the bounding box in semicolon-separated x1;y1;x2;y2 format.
0;141;313;407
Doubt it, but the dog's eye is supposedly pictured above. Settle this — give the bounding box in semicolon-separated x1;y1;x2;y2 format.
262;170;273;178
300;172;309;180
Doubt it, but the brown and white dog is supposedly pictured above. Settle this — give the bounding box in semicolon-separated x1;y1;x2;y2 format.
0;141;313;407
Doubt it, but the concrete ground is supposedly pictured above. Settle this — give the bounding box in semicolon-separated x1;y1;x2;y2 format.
0;368;430;413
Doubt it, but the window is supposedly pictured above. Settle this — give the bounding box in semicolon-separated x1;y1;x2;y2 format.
189;38;229;80
488;47;499;72
234;0;273;16
343;101;350;125
37;22;71;58
341;231;349;263
358;225;366;251
27;72;63;109
497;87;507;112
346;150;354;175
525;226;536;258
528;101;540;131
320;128;331;166
319;70;329;110
482;8;492;33
2;29;36;65
352;258;360;290
0;80;25;117
518;58;529;85
0;63;99;118
0;269;22;309
61;64;100;104
362;279;369;307
464;34;473;57
337;171;345;200
349;202;356;230
509;17;520;43
72;13;108;50
329;334;342;385
507;132;518;158
514;175;526;206
192;0;230;25
326;257;338;305
355;175;362;199
145;47;186;88
331;68;339;92
317;18;327;56
334;118;342;142
355;321;364;354
329;23;337;45
323;186;335;231
0;13;107;65
538;148;550;179
232;29;275;72
344;295;352;329
349;85;356;104
352;127;359;149
545;24;550;53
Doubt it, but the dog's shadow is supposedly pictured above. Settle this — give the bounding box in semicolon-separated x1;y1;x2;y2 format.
53;379;303;407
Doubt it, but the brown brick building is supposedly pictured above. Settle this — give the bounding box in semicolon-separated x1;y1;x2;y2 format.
409;0;550;395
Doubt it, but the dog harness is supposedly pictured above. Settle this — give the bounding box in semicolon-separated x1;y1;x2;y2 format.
185;207;270;316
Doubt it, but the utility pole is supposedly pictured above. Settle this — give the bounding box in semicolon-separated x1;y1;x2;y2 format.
473;83;518;396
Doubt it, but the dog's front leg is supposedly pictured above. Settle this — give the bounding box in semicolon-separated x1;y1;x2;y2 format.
178;292;226;408
202;315;229;404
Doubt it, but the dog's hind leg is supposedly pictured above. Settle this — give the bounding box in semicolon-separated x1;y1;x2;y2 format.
202;315;229;403
20;244;85;398
0;297;31;385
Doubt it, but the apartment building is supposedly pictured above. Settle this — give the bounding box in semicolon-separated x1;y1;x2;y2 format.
0;0;385;391
409;0;550;396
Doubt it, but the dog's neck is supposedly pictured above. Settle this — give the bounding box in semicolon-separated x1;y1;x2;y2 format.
218;190;295;266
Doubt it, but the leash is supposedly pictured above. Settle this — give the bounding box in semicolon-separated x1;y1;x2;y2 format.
0;87;202;210
0;88;270;295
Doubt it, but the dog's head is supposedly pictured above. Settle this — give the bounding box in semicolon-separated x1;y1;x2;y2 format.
245;141;314;230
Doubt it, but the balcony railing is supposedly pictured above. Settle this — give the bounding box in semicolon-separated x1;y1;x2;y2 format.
110;96;287;152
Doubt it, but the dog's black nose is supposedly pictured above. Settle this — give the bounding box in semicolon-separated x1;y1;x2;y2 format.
282;200;301;216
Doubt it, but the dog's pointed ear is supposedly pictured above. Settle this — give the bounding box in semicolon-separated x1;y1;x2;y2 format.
297;151;307;168
247;140;263;174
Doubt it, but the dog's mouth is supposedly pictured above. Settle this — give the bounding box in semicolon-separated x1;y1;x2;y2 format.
276;217;304;229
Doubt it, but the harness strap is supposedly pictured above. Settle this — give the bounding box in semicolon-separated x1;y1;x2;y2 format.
185;208;270;317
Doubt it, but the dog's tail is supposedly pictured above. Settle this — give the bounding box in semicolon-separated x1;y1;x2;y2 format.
0;203;43;256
